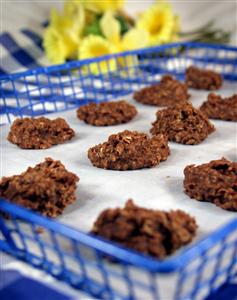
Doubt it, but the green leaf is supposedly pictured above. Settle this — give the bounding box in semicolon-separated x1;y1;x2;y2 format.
84;16;104;37
115;15;130;35
84;14;131;37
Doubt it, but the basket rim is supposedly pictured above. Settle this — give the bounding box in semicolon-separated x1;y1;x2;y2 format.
1;41;237;273
0;41;237;81
0;198;236;273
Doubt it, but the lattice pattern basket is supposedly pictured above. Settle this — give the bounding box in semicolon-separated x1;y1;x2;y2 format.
0;42;237;300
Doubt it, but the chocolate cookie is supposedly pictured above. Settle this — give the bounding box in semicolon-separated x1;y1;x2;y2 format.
200;93;237;121
185;66;222;90
88;130;170;170
134;75;189;106
77;100;137;126
184;158;237;211
150;102;215;145
0;158;79;217
91;199;197;259
8;117;75;149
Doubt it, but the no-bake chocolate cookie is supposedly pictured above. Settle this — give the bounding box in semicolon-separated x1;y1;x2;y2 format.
134;75;189;106
0;158;79;217
88;130;170;170
91;199;197;259
185;66;222;90
8;117;75;149
184;158;237;211
150;102;215;145
200;93;237;121
77;100;137;126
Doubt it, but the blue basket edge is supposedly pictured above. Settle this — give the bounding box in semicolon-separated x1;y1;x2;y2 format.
0;198;236;273
1;41;237;81
1;41;237;276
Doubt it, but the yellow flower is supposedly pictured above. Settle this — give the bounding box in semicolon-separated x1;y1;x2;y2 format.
43;27;78;64
121;28;148;51
100;11;148;51
85;0;124;13
50;6;85;39
43;8;83;64
63;1;85;36
100;11;148;70
118;28;148;70
100;10;121;45
63;0;124;14
136;1;179;45
64;0;80;17
64;0;96;31
79;35;117;74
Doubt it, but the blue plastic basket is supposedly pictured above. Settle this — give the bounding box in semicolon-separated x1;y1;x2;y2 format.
0;42;237;300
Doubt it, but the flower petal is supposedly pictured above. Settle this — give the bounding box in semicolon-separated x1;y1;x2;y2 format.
85;0;124;13
136;2;178;45
100;11;121;44
122;28;149;51
63;0;85;36
43;27;67;64
79;35;117;74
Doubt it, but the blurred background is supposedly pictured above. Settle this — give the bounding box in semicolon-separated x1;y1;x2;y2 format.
2;0;236;45
1;0;237;74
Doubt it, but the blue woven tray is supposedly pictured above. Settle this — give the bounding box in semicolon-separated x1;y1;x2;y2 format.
0;42;237;300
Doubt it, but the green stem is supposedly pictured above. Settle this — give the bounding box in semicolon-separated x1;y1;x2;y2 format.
179;20;231;44
179;20;215;36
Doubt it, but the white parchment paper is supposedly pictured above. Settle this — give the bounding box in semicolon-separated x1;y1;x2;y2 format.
1;82;237;247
